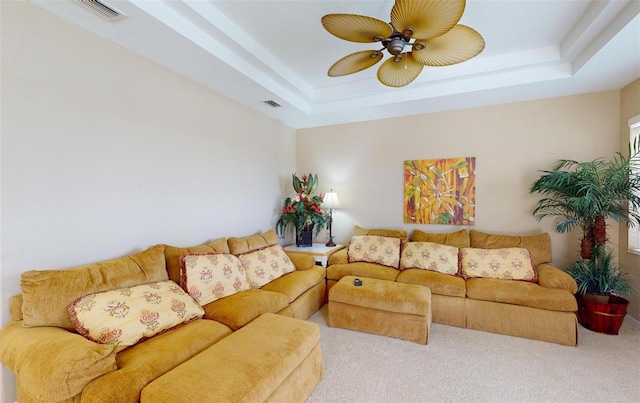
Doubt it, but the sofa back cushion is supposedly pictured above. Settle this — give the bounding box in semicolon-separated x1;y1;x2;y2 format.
180;253;251;305
68;280;204;349
469;230;552;267
400;242;460;275
228;228;278;255
20;244;168;330
410;229;470;249
163;238;229;284
460;247;538;282
352;225;408;242
348;235;401;269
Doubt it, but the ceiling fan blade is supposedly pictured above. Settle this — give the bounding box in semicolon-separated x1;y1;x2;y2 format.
377;53;424;87
328;50;384;77
322;14;393;43
412;25;485;66
391;0;465;40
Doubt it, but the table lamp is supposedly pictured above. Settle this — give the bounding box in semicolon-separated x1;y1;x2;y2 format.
323;190;341;247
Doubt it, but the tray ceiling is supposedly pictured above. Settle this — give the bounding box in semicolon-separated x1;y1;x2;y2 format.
33;0;640;129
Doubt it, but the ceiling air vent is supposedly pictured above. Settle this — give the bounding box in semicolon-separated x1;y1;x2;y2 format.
75;0;127;22
264;100;281;108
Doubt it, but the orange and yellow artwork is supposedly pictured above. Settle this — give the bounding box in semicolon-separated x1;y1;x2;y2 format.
404;157;476;225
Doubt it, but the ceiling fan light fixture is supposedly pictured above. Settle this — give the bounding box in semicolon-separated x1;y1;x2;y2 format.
322;0;483;87
402;28;415;38
412;41;426;51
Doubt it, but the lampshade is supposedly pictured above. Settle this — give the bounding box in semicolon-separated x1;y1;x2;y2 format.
323;191;341;209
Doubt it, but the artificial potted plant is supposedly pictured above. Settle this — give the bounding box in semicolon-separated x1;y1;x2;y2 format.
529;142;640;334
276;173;328;247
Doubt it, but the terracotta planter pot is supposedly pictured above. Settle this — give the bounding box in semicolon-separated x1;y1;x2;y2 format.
576;294;629;335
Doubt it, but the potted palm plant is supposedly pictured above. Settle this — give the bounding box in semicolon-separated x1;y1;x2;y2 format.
529;141;640;334
276;173;328;247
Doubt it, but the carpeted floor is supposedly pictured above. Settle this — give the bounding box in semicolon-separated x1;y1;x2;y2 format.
305;305;640;403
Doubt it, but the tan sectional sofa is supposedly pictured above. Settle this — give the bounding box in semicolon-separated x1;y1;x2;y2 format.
0;229;325;402
327;227;579;346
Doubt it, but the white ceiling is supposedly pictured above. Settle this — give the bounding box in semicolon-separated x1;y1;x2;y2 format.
33;0;640;129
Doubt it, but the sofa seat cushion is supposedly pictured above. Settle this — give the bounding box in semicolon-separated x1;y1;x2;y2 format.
201;289;289;330
81;318;232;402
260;266;326;303
396;269;466;297
0;321;118;402
140;313;322;403
21;244;168;331
326;262;399;283
465;278;577;312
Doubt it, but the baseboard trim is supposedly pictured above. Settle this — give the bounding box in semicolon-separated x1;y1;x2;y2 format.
624;314;640;329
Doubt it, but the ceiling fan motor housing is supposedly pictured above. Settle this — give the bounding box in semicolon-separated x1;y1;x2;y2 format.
384;34;408;55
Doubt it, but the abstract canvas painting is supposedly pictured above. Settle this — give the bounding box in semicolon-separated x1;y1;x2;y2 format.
404;157;476;225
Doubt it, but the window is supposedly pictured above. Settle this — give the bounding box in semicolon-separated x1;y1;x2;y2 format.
628;114;640;254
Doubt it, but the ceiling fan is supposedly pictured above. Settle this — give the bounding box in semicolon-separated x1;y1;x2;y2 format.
321;0;485;87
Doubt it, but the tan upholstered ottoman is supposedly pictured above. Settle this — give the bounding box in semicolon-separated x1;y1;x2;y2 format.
140;313;323;403
328;276;432;344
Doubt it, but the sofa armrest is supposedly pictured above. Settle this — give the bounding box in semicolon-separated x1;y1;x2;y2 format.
285;252;316;271
0;321;117;402
9;294;23;321
536;263;578;294
328;249;348;266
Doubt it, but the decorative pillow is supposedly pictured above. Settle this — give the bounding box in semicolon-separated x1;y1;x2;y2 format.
163;237;229;284
180;253;251;305
68;280;204;348
469;230;552;267
348;235;401;268
238;244;296;288
460;247;538;282
21;244;168;331
410;229;470;249
400;242;460;275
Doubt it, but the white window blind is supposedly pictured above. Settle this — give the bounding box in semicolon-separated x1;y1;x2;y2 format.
628;114;640;253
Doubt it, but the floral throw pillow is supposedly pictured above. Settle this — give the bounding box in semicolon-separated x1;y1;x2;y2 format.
180;253;251;306
238;244;296;288
348;235;401;268
400;242;460;275
68;280;204;348
460;247;537;282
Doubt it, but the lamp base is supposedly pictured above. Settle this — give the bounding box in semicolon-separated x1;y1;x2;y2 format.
325;238;336;247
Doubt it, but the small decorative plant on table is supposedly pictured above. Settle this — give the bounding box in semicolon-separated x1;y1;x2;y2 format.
530;141;640;334
276;173;328;247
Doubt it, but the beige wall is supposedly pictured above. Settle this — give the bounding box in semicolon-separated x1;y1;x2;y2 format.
0;2;296;400
297;91;621;271
619;78;640;321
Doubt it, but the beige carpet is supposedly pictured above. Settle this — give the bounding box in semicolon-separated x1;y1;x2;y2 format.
306;305;640;403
